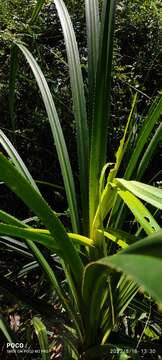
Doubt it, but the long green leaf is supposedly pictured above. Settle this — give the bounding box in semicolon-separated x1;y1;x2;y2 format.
83;232;162;343
91;183;117;244
0;209;77;324
101;277;137;344
117;189;160;235
30;0;46;24
107;92;138;185
116;178;162;209
99;254;162;304
114;277;138;319
89;0;116;232
85;0;100;117
82;263;108;346
0;222;94;249
16;43;79;233
108;95;160;229
34;228;94;247
0;209;30;227
0;153;83;283
0;223;59;251
0;213;83;340
32;317;49;360
97;232;162;306
124;96;162;179
54;0;89;234
87;275;108;346
137;122;162;180
0;129;39;192
99;93;137;228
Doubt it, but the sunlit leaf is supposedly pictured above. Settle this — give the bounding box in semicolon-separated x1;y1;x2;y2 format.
116;179;162;209
117;189;160;234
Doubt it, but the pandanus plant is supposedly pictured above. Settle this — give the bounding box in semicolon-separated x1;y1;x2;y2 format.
0;0;162;358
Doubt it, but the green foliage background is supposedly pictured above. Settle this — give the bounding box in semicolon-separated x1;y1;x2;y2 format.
0;0;161;213
0;1;161;358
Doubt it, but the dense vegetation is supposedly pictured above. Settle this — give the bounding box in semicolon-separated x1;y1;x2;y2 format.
0;0;162;359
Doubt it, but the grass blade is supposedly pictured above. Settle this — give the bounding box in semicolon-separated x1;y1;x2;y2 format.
99;254;162;305
111;92;138;179
16;43;79;233
137;122;162;180
30;0;46;24
113;97;162;229
32;317;49;360
113;279;138;337
124;96;162;179
54;0;89;234
85;0;100;117
89;0;116;232
0;129;40;193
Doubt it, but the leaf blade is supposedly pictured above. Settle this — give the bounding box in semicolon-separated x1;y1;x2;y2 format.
124;96;162;179
99;254;162;304
137;122;162;180
32;317;49;360
16;42;79;233
0;129;39;192
116;178;162;210
89;0;116;232
117;189;160;234
0;153;84;283
54;0;89;233
85;0;100;117
30;0;46;24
